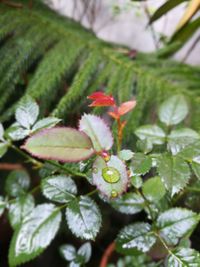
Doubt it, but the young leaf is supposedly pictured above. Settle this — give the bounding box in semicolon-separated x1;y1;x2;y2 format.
142;176;166;202
156;208;199;246
168;128;199;155
8;194;35;230
9;204;61;267
157;154;191;196
5;170;30;197
15;96;39;129
79;114;113;152
131;175;143;189
119;149;134;161
0;142;8;158
116;223;156;254
77;242;92;264
60;244;76;261
42;175;77;203
22;127;94;163
158;95;189;126
32;117;61;133
92;156;129;198
131;153;152;175
167;247;200;267
66;196;102;240
111;192;145;215
135;125;166;145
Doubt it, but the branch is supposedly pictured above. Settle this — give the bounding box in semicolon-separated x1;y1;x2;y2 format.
0;163;24;170
100;241;115;267
0;0;23;8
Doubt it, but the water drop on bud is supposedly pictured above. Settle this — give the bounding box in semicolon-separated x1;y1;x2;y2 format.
102;167;120;183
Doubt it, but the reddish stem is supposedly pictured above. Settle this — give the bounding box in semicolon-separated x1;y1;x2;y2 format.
100;241;116;267
0;163;24;170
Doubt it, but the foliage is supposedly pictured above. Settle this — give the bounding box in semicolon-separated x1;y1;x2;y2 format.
0;91;199;266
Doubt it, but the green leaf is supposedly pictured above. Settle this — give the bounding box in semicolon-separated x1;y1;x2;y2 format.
111;192;145;215
119;150;134;161
6;124;30;141
8;194;35;230
116;223;156;253
142;176;166;202
191;161;200;179
0;123;4;141
32;117;61;133
60;244;76;261
131;153;152;175
156;208;199;246
168;128;199;155
149;0;186;24
66;196;102;240
22;127;94;163
76;242;92;264
135;125;166;145
5;170;30;197
15;96;39;129
79;114;113;152
92;155;129;198
158;95;189;126
157;154;191;196
131;175;143;189
0;142;8;158
9;204;61;267
167;247;200;267
42;175;77;203
0;196;6;216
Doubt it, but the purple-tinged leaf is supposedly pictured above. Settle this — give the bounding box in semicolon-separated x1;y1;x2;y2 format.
79;114;113;152
22;127;94;163
92;155;129;199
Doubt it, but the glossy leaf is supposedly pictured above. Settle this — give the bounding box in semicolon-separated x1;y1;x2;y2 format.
60;244;76;261
8;194;35;230
32;117;61;133
0;142;8;158
156;208;199;246
66;196;102;240
142;176;166;202
119;149;134;161
131;175;143;189
157;154;191;196
135;125;166;145
42;175;77;203
158;95;189;126
191;161;200;179
111;192;145;215
0;196;6;216
9;204;61;266
77;242;92;264
6;124;30;141
0;123;4;141
22;127;94;162
15;96;39;129
167;247;200;267
92;156;129;198
118;100;137;116
116;223;156;253
5;170;30;197
79;114;113;152
168;128;199;155
131;153;152;175
87;91;116;107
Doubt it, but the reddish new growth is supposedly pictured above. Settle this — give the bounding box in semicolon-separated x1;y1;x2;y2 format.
87;91;136;151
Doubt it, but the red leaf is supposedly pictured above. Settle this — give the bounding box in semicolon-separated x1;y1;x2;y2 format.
87;91;116;107
118;100;136;116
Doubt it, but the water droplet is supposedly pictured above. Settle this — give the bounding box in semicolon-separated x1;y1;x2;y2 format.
102;167;120;183
111;190;118;198
93;167;98;174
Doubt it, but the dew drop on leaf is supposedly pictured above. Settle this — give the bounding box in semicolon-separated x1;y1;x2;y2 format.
102;167;120;183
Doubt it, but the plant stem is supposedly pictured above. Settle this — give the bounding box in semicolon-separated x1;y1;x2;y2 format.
86;189;98;197
136;189;155;220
